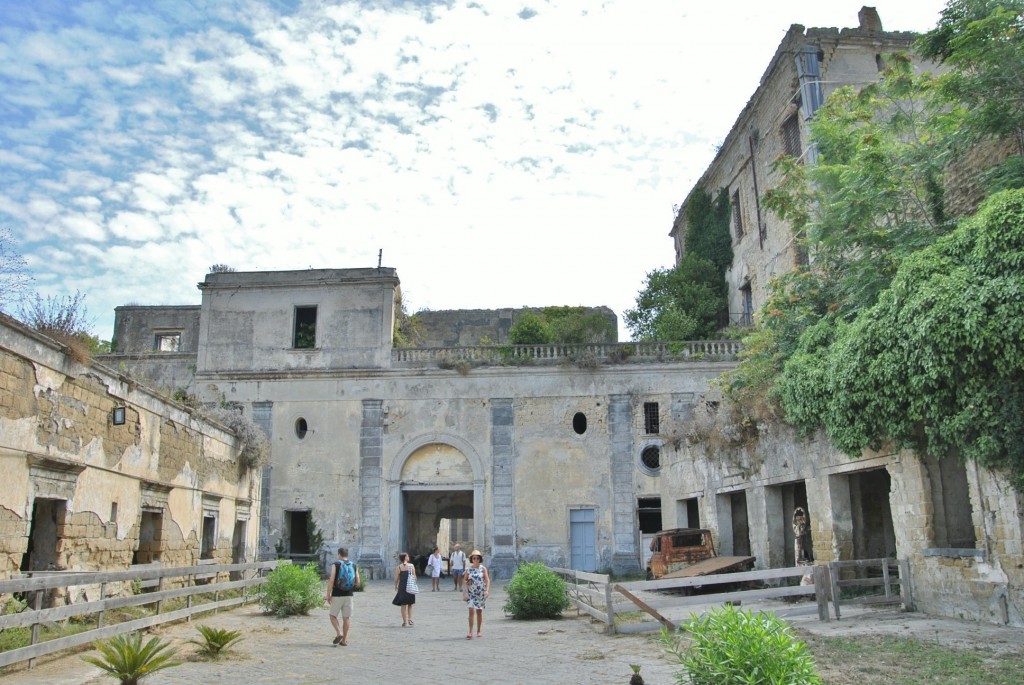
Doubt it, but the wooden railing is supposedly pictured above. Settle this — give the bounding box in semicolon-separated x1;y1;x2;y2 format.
0;560;281;668
393;340;743;367
828;558;913;619
547;564;831;634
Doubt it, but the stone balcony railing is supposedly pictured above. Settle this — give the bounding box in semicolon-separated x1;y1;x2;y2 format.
391;340;743;368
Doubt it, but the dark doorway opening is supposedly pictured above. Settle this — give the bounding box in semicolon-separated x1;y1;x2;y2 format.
21;498;66;573
637;497;662;533
132;509;163;565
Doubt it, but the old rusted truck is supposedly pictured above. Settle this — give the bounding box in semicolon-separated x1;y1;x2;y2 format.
646;527;755;580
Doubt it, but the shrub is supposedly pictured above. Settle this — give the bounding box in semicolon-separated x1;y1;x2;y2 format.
191;625;243;658
659;606;822;685
81;632;180;685
258;562;322;617
502;562;570;619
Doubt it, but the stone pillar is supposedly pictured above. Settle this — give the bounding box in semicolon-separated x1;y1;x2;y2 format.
609;394;639;574
489;398;516;578
251;401;274;560
358;399;385;578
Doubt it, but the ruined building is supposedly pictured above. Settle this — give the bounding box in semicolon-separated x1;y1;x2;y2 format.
0;314;261;585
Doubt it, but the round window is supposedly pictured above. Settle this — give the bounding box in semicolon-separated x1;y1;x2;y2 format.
572;412;587;435
641;445;661;471
295;417;308;439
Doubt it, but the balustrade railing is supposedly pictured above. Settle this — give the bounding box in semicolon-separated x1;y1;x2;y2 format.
392;340;742;366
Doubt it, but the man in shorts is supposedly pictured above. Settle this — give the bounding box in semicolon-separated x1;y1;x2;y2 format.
325;547;361;646
449;543;467;591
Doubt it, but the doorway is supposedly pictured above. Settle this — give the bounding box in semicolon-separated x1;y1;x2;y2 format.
570;508;597;571
21;498;66;572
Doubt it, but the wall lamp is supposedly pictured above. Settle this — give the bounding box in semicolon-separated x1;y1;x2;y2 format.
111;406;126;425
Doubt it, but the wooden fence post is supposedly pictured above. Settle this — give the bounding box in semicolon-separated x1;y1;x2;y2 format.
28;589;43;669
899;558;914;611
829;562;842;620
813;565;830;621
604;579;615;634
882;558;892;600
98;582;107;628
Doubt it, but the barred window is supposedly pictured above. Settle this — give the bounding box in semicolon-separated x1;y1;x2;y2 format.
782;113;801;159
643;402;660;434
731;190;744;239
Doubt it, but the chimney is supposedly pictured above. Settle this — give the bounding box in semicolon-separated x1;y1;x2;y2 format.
858;6;883;32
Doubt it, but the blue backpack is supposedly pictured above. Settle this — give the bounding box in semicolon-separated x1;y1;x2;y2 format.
333;560;356;592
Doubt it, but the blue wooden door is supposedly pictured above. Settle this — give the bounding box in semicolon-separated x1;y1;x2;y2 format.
570;508;597;571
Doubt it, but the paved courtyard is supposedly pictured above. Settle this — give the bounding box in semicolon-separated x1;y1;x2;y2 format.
3;579;678;685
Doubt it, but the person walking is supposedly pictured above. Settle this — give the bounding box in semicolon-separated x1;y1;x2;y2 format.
427;546;444;591
449;543;467;591
325;547;360;646
463;549;490;639
392;552;418;626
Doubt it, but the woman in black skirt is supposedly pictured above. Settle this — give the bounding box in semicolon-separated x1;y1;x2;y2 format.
392;552;417;626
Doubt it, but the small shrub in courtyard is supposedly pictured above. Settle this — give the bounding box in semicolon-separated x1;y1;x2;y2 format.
659;606;822;685
503;562;570;619
81;632;180;684
258;562;322;617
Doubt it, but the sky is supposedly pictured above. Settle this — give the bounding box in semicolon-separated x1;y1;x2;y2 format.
0;0;950;342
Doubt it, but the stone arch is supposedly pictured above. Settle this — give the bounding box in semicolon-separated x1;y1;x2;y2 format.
386;432;486;569
389;432;485;483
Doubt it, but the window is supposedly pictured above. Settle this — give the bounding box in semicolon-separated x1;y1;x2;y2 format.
641;445;661;471
740;283;753;327
731;190;744;239
637;497;662;533
643;402;660;435
154;332;180;352
295;417;308;439
781;112;801;159
201;515;216;559
572;412;587;435
293;306;317;349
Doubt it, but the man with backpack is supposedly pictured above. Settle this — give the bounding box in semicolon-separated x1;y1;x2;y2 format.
325;547;360;646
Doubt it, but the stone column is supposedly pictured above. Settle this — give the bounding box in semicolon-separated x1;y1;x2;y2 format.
358;399;385;578
609;394;639;575
250;401;274;560
489;398;516;578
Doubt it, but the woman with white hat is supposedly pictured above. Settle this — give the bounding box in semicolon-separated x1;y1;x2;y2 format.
463;549;490;639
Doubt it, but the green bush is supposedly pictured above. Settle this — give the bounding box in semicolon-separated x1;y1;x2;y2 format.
81;632;180;685
659;606;821;685
502;562;570;619
258;562;322;617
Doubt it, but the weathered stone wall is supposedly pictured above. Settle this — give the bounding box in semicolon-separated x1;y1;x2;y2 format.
659;406;1024;627
670;19;928;321
411;306;618;347
0;314;260;583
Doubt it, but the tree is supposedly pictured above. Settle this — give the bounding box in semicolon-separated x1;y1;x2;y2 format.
917;0;1024;192
627;186;731;342
508;312;551;344
0;228;33;314
624;253;725;341
208;263;236;273
779;189;1024;489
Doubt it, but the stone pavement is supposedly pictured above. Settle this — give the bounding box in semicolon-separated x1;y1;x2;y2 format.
2;580;678;685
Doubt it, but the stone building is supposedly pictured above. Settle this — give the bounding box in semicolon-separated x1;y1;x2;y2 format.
670;7;929;322
662;7;1024;626
102;268;740;579
0;313;261;587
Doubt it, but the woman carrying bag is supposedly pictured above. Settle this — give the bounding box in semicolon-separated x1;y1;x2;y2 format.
392;552;418;626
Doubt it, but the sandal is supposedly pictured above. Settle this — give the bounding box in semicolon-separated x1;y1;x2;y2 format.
333;635;342;645
477;632;483;638
466;634;473;639
340;640;347;647
408;620;414;625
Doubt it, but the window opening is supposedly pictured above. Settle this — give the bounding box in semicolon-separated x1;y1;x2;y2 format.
641;445;661;471
154;332;181;352
295;417;308;439
677;497;700;528
643;402;660;435
201;515;216;559
637;497;662;533
293;306;317;349
740;283;753;327
731;190;744;239
572;412;587;435
133;509;163;564
781;112;801;159
929;458;976;549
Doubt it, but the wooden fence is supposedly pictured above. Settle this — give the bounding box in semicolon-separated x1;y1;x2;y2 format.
551;564;831;634
828;557;913;619
0;560;281;669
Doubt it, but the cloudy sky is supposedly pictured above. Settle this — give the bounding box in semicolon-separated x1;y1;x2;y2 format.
1;0;948;341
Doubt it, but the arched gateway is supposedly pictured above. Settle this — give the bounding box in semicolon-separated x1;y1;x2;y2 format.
386;433;485;568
